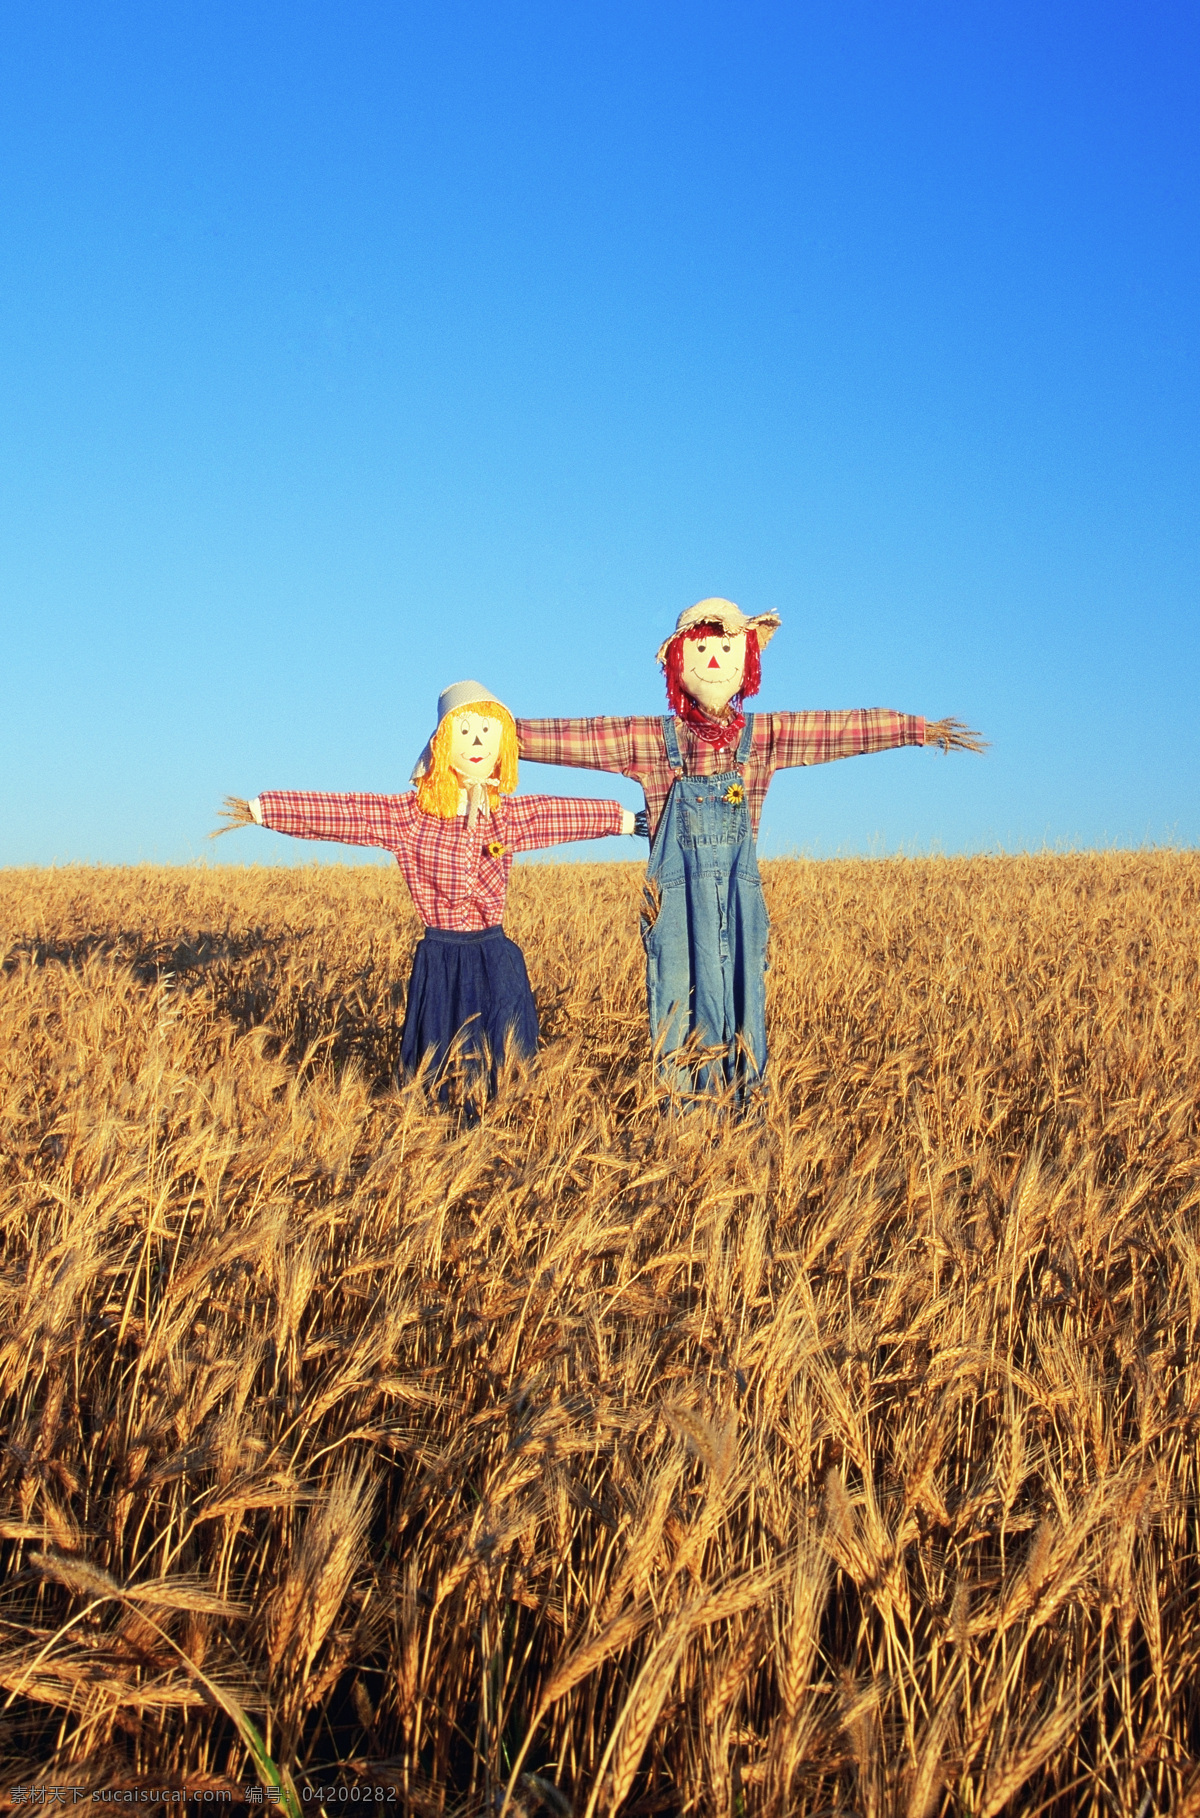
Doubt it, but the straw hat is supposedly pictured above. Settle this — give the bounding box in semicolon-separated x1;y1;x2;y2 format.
410;680;509;783
654;599;781;667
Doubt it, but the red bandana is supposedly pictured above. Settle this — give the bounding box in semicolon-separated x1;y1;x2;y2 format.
677;693;746;749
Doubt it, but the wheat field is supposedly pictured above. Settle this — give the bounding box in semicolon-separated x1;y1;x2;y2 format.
2;853;1199;1816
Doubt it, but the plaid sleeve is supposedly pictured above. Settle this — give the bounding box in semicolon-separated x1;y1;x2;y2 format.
256;790;414;849
764;710;926;768
503;795;626;853
515;717;640;776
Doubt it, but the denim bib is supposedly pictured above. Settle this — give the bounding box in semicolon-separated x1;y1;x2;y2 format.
642;714;770;1098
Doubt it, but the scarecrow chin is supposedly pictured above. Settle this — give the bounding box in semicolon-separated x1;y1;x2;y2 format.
682;675;742;715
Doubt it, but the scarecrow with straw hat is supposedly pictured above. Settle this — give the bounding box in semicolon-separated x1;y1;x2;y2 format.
516;599;985;1100
214;680;638;1101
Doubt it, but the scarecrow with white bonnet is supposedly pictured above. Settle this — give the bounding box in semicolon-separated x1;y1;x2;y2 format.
214;680;638;1099
516;600;984;1098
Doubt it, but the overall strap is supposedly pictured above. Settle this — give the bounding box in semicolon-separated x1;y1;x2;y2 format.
735;712;755;768
662;714;684;776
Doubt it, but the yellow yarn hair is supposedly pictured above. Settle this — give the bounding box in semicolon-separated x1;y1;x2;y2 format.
415;701;519;819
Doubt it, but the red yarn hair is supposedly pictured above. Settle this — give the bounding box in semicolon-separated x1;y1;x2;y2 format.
664;623;761;714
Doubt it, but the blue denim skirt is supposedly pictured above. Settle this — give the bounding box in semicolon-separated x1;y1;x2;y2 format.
400;925;539;1097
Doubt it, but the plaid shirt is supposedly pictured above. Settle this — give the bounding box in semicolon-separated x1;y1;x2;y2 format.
257;790;625;931
516;710;926;838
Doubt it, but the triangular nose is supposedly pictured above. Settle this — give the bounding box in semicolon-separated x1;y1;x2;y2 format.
707;656;720;668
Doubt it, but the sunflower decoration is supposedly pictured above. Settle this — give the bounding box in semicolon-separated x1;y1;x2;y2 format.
723;782;745;806
485;839;507;858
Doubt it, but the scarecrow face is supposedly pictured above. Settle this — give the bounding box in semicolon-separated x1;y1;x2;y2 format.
448;710;503;784
679;630;747;713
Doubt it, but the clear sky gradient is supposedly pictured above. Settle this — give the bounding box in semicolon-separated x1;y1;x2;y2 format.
2;2;1197;867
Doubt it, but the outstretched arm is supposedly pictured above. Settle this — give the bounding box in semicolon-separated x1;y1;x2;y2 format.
515;716;642;777
210;790;413;849
765;709;928;768
764;708;987;768
504;796;633;853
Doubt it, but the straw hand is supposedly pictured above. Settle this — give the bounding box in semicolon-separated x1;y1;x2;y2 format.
209;795;255;838
925;717;988;755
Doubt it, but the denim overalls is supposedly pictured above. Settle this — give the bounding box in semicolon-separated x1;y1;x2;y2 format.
642;714;771;1098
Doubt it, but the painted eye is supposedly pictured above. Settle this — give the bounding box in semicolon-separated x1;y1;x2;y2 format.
722;642;730;651
696;643;706;653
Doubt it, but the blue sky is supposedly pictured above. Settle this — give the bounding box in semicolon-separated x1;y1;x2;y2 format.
2;1;1197;866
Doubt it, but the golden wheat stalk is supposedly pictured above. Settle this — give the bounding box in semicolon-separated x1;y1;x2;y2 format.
583;1602;700;1818
978;1698;1081;1817
497;1606;649;1817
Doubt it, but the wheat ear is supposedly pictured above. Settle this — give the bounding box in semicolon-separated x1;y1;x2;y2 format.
582;1603;701;1818
979;1699;1080;1817
24;1553;302;1818
497;1605;648;1818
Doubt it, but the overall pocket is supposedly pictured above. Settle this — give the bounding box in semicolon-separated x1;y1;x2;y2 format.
677;790;745;849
